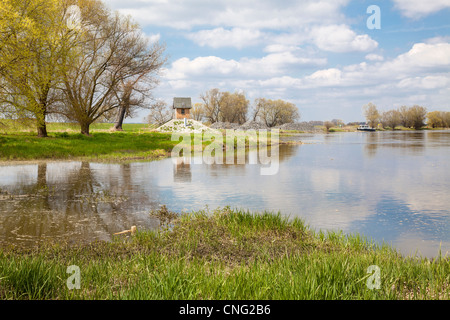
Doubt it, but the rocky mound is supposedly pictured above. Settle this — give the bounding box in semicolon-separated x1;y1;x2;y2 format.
274;122;321;132
157;119;219;133
237;120;269;130
210;122;241;130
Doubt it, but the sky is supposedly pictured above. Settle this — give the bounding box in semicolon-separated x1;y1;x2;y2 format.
105;0;450;123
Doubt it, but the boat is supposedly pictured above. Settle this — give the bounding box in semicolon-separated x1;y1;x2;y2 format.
357;124;376;132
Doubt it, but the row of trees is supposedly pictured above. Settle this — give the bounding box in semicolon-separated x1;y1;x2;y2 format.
195;89;301;127
427;111;450;128
146;88;301;128
364;103;432;130
0;0;166;137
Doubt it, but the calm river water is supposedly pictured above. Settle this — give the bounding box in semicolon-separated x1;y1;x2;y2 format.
1;130;449;258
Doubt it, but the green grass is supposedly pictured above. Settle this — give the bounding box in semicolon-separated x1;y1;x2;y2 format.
0;122;178;161
0;122;283;161
1;207;448;300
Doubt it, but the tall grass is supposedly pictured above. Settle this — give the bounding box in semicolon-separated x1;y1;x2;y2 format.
0;207;449;300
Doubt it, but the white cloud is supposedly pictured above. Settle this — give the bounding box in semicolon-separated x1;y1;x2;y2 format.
108;0;350;30
165;56;240;80
310;24;378;53
186;24;379;53
392;0;450;18
425;36;450;44
108;0;378;54
263;44;300;53
381;43;450;75
165;51;326;81
161;42;450;115
299;43;450;88
145;33;161;44
305;68;342;86
397;75;450;90
365;54;384;61
186;28;263;49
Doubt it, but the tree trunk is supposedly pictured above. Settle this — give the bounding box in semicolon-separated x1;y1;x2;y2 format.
113;84;132;131
36;90;49;138
113;105;127;131
81;122;90;136
37;121;48;138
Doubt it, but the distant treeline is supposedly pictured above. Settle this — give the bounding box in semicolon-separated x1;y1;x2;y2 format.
147;88;301;128
363;103;450;130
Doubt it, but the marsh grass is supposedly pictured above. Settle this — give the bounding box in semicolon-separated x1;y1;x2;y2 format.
0;207;448;300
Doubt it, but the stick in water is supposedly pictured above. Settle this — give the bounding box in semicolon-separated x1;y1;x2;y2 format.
114;226;137;236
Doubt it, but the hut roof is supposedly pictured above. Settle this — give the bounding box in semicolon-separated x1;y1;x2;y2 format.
173;97;192;109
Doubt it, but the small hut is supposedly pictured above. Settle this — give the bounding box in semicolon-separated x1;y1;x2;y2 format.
173;97;192;120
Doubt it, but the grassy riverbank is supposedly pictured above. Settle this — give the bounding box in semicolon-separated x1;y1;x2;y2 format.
0;122;290;162
0;123;178;162
0;207;448;300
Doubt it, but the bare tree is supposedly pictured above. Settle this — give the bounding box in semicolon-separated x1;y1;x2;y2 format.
219;91;248;124
59;1;166;135
443;112;450;128
253;98;300;127
324;121;333;132
191;103;205;121
112;41;166;131
398;105;411;128
381;109;401;130
363;102;380;129
200;88;222;123
146;100;172;126
199;89;249;124
252;98;263;121
409;105;427;130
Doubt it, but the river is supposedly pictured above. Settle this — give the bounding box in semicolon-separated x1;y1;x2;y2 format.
1;130;449;258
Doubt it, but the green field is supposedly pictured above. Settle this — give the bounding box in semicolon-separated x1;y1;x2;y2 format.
0;121;285;161
0;122;177;161
0;207;448;300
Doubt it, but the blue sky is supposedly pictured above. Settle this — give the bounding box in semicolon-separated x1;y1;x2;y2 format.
106;0;450;123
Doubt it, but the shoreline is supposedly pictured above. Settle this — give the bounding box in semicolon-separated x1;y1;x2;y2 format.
0;207;448;300
2;126;450;163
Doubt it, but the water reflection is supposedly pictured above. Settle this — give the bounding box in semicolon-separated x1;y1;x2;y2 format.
1;132;450;258
0;162;160;246
363;131;426;157
173;157;192;183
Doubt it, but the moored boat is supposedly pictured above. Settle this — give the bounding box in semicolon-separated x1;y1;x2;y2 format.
357;124;376;132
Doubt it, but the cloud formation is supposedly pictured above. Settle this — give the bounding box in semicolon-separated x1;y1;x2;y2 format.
108;0;350;30
104;0;450;121
392;0;450;18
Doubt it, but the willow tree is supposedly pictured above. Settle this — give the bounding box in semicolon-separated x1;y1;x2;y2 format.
253;98;300;127
59;0;166;135
381;109;401;130
219;91;249;124
0;0;76;137
363;102;380;129
200;89;249;124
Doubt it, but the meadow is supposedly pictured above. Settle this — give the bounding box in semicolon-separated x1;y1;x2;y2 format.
0;121;176;161
0;207;448;300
